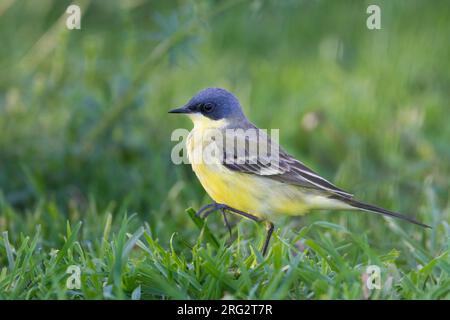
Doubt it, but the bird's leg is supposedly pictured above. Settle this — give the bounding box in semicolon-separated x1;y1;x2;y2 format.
196;202;234;234
197;203;261;222
261;221;274;256
218;204;274;256
195;203;218;218
218;204;262;223
196;203;233;235
196;203;274;256
197;203;233;239
221;208;232;237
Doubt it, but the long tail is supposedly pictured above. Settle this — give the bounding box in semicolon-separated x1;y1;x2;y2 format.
332;196;431;228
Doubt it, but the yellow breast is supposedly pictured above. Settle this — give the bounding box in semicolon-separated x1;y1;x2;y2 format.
186;118;265;217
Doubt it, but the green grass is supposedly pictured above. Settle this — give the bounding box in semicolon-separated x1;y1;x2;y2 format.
0;0;449;299
0;203;448;299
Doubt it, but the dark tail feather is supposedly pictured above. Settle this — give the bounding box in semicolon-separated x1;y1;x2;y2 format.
335;197;431;228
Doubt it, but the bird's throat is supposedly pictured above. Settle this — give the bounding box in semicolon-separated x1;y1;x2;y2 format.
188;114;228;131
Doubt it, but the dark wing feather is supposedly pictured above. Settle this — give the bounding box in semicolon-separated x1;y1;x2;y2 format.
221;128;353;198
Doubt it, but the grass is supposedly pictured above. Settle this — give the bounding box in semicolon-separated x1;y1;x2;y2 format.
0;203;448;299
0;0;449;299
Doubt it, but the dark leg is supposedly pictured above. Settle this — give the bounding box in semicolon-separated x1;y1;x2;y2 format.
221;209;232;237
197;202;261;222
219;204;262;222
195;203;217;218
261;221;274;256
226;206;274;256
196;202;274;256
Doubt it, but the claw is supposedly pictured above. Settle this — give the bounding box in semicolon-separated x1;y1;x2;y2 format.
195;203;216;217
202;206;219;218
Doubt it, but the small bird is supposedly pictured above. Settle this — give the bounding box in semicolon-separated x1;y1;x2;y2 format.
169;88;429;256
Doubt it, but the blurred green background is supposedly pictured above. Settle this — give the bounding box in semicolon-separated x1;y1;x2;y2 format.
0;0;449;299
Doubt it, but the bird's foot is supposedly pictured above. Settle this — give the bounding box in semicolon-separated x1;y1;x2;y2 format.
195;203;233;236
195;202;274;256
196;202;262;222
195;203;218;218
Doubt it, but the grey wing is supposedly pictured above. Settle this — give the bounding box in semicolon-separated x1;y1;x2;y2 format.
221;129;353;198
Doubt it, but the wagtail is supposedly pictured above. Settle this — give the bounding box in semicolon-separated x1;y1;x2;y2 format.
169;88;429;256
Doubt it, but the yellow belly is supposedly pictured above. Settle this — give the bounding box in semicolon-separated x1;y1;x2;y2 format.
190;158;327;220
193;162;263;216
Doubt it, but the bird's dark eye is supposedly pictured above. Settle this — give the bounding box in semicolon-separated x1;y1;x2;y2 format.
202;103;215;113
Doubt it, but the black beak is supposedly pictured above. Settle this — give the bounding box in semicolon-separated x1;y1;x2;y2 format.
168;105;191;114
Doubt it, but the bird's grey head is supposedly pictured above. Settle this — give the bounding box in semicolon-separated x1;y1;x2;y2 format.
169;88;245;122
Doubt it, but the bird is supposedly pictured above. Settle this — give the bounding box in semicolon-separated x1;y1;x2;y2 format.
169;87;430;256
